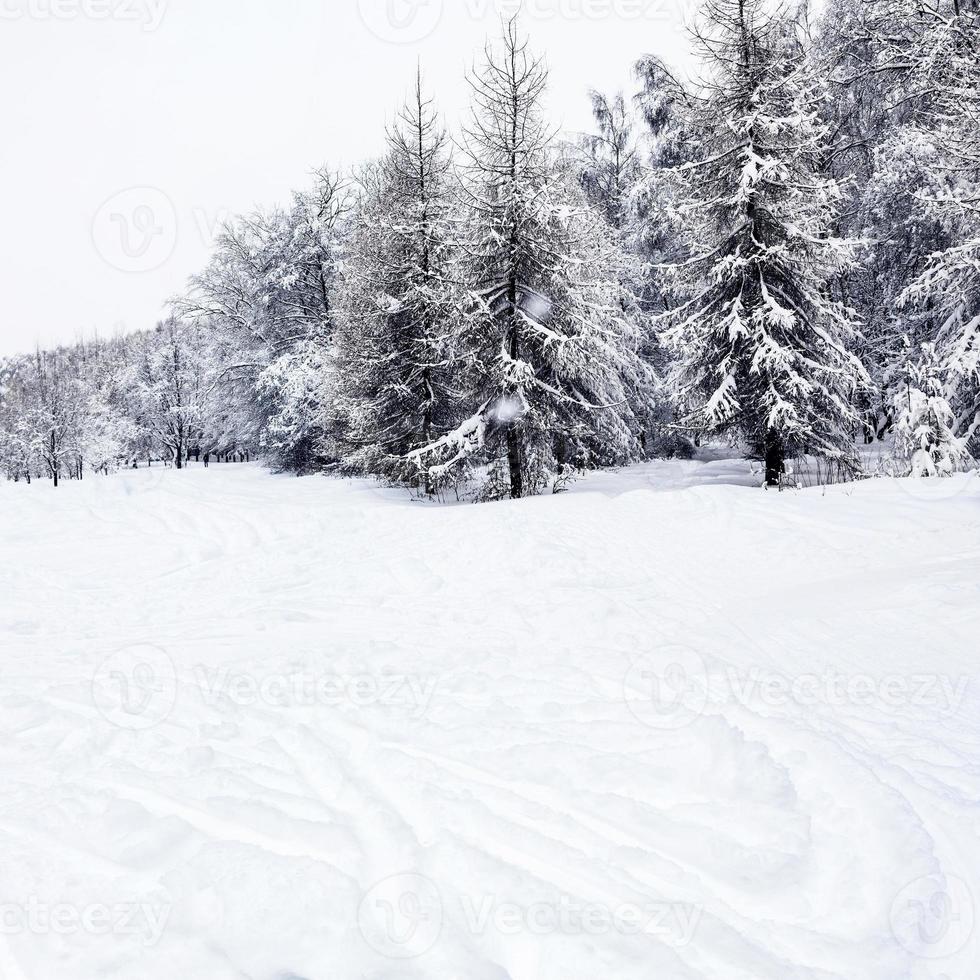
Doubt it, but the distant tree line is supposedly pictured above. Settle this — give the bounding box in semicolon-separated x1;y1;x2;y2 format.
3;0;979;495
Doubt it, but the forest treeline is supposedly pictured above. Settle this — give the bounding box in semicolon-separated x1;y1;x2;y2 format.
2;0;978;496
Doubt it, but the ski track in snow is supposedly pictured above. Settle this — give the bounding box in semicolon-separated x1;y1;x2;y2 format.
1;459;979;979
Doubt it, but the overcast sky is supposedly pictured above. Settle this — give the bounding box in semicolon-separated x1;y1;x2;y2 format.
0;0;694;358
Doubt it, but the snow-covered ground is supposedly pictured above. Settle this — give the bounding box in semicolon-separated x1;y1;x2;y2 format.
1;459;978;980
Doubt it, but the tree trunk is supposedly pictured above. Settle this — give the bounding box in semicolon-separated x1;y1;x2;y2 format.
764;432;785;488
506;428;524;499
506;284;524;500
554;434;568;468
505;79;524;502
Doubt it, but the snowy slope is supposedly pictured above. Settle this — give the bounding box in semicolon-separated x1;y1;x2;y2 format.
1;460;978;980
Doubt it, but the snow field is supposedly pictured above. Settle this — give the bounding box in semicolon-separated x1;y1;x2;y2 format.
0;461;978;979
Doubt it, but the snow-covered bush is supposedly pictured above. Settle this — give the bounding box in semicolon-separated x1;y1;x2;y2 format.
892;342;972;477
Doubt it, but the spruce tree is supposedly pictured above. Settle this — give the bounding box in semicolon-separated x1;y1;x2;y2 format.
660;0;867;486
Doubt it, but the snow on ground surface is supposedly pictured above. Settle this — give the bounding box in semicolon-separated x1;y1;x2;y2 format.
1;457;979;980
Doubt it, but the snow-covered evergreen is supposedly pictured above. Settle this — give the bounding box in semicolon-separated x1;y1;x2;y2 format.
830;0;980;461
333;72;461;492
892;339;971;477
897;59;980;458
658;0;867;485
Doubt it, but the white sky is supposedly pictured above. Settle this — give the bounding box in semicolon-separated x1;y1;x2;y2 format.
0;0;694;358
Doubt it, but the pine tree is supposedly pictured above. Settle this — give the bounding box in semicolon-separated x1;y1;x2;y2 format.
333;71;460;492
660;0;867;486
412;20;647;499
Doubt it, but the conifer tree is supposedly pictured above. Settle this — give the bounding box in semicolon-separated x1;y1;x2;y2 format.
660;0;867;486
888;0;980;457
412;21;648;498
334;71;460;492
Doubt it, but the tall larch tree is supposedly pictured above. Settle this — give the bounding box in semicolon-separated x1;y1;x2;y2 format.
412;20;647;499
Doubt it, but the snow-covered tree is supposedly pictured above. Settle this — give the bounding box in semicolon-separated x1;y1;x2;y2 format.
574;91;642;234
632;53;693;304
813;0;959;443
883;0;980;456
177;170;348;471
630;54;702;452
659;0;867;486
0;358;39;482
8;348;90;487
333;72;461;492
892;340;972;476
412;21;649;498
573;89;666;438
131;320;205;469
